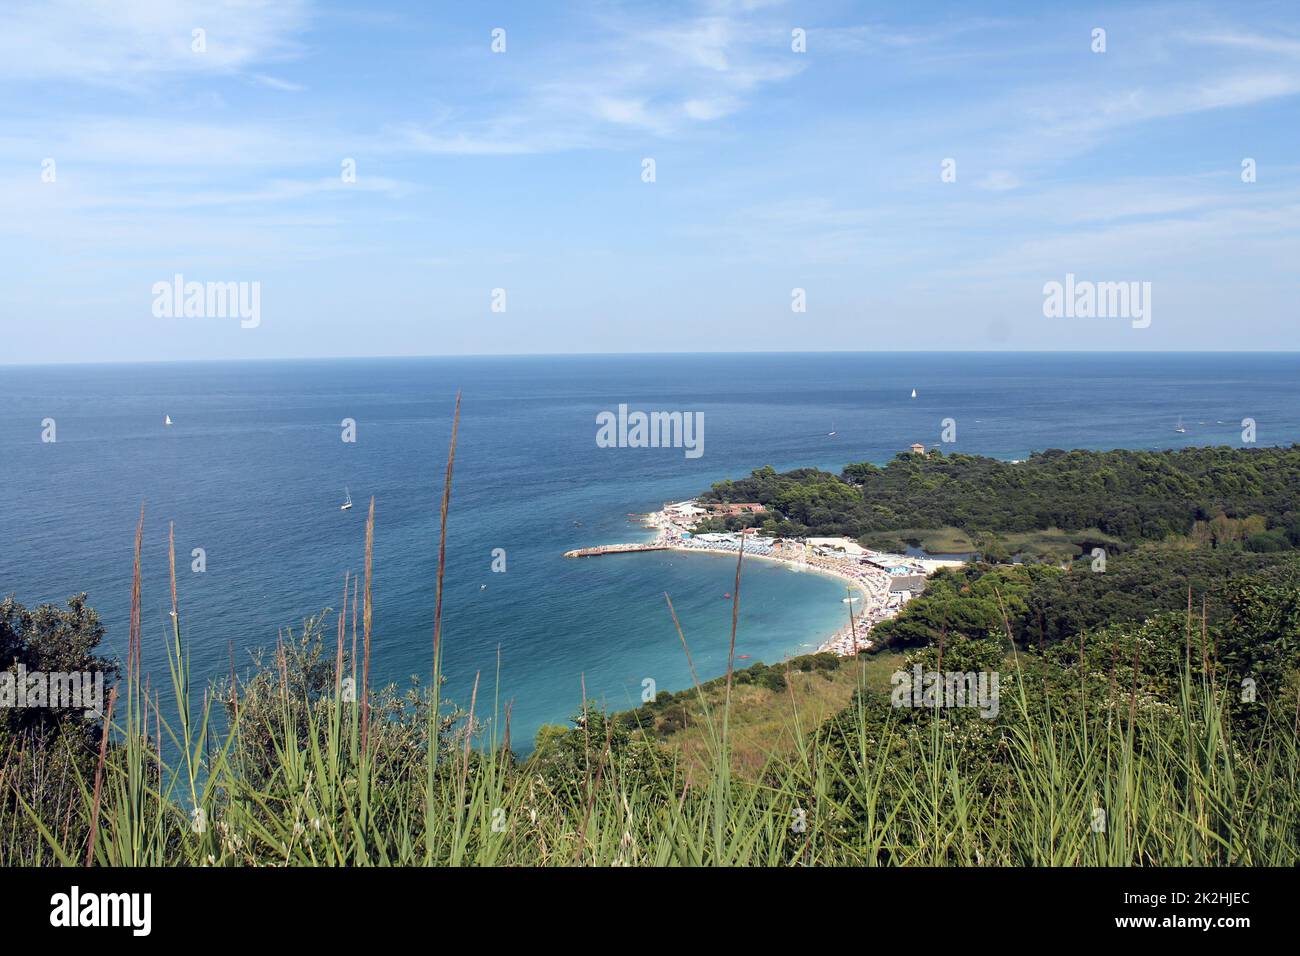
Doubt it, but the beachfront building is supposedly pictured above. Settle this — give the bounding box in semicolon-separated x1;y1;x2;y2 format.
910;442;926;454
706;502;766;516
807;536;867;557
889;574;927;604
863;556;916;575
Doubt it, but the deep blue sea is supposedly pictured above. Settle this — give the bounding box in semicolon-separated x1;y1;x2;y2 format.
3;353;1298;747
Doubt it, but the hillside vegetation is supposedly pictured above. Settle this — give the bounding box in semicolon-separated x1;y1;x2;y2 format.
701;446;1300;559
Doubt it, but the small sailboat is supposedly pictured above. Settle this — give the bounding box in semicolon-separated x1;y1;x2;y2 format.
910;388;917;399
340;487;353;511
1174;417;1186;434
164;414;173;427
827;421;836;437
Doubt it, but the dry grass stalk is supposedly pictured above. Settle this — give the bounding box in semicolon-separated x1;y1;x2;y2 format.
433;392;461;671
724;534;745;713
336;571;349;698
129;504;144;683
361;497;375;753
84;686;118;867
168;521;178;620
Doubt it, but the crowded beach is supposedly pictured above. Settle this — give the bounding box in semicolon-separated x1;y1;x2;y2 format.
565;499;965;657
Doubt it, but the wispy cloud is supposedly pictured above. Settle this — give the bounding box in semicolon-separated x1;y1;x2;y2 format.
0;0;308;86
0;118;342;176
392;9;804;154
251;73;306;92
1183;29;1300;58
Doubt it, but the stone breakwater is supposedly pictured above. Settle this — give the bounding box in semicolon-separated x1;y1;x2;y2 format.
563;543;669;557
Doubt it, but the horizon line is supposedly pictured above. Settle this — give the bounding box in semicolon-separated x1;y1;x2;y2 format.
6;348;1300;370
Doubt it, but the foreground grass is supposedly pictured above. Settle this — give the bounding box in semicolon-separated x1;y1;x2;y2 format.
5;617;1297;866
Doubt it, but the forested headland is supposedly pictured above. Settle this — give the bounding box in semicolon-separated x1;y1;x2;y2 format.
698;445;1300;560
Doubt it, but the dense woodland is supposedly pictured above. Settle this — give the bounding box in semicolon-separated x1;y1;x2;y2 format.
699;446;1300;556
869;549;1300;650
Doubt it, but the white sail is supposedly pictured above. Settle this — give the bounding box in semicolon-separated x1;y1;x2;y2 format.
910;388;917;399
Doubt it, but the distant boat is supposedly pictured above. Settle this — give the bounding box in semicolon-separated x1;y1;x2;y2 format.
827;421;836;437
1174;417;1186;434
910;388;917;399
164;415;172;426
340;487;353;511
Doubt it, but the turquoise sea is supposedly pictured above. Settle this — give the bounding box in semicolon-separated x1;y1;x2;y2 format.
3;352;1298;747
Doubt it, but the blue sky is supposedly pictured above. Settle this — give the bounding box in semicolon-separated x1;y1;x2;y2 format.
2;0;1298;363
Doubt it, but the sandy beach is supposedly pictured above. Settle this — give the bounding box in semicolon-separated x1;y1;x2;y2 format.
619;500;958;657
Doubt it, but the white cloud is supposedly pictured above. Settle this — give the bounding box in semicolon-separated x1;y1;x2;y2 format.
1183;30;1300;58
0;118;328;167
251;73;306;92
684;96;741;120
0;0;308;85
590;96;665;131
978;170;1021;191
